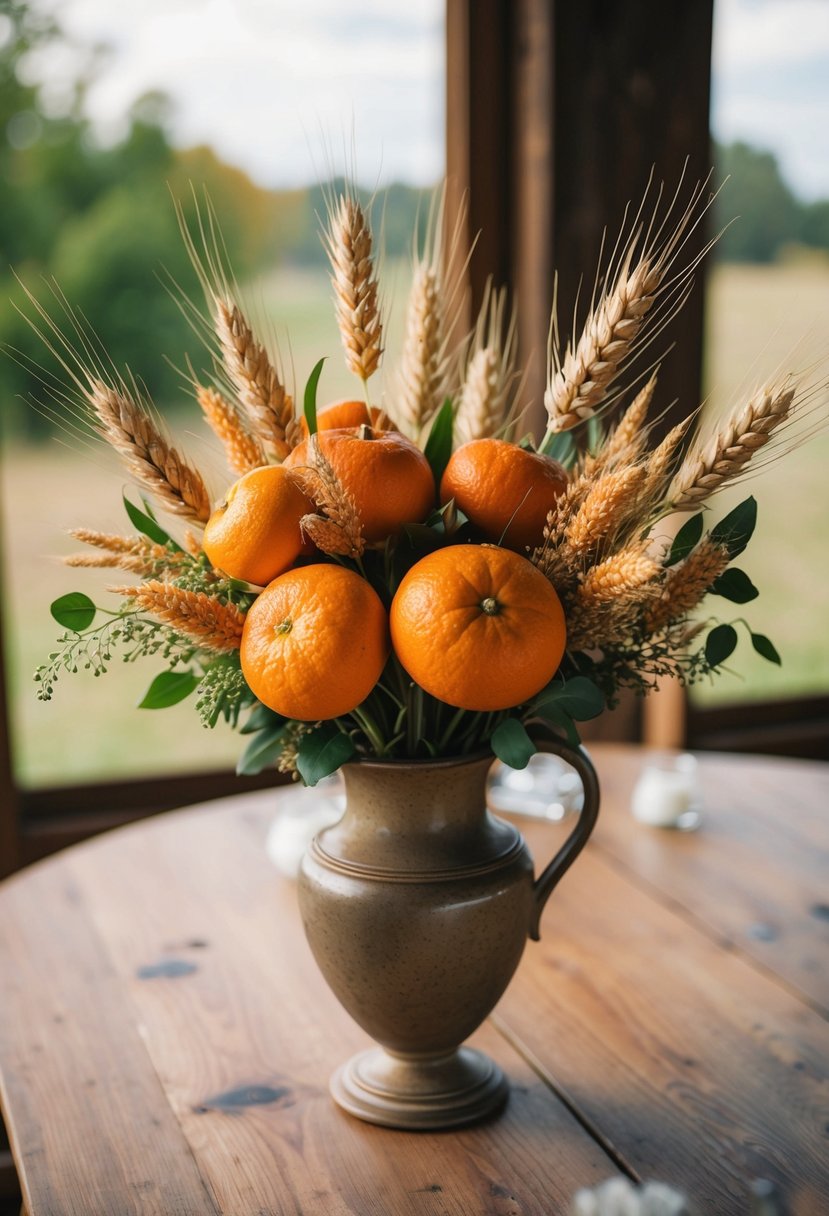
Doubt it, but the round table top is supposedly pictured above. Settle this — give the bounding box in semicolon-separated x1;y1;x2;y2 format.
1;743;827;1215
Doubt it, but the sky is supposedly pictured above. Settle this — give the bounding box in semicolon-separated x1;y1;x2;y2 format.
16;0;829;199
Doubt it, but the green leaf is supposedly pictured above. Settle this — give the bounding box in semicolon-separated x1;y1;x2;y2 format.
423;398;454;486
303;357;326;436
491;718;537;769
236;725;289;776
138;670;199;709
123;494;181;549
666;513;704;567
50;592;96;631
297;722;356;786
711;567;759;603
532;704;581;747
751;632;782;665
533;675;605;721
240;702;287;735
540;430;576;466
705;623;738;667
709;496;757;559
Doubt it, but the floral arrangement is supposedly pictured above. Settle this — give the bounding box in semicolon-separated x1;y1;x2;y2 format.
31;181;821;783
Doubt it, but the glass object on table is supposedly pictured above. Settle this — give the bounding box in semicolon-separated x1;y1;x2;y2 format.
265;775;345;877
487;752;585;821
630;752;702;831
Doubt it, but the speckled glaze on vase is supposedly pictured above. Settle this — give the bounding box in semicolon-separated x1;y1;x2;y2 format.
297;734;599;1130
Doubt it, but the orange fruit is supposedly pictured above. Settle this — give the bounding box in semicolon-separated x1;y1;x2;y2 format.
202;465;311;587
300;399;394;436
285;427;435;543
241;564;389;720
390;544;566;711
440;438;568;553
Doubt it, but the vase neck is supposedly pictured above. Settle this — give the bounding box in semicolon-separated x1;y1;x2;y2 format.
315;754;522;874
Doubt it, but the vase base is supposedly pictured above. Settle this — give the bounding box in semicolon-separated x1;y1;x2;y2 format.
330;1045;509;1130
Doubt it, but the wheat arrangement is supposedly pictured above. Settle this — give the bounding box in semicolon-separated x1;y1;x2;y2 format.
30;175;827;773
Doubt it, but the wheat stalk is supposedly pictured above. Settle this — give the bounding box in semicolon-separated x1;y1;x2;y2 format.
646;538;731;632
397;262;446;435
585;374;658;476
454;282;518;446
670;381;796;509
197;384;266;475
577;545;663;606
214;299;293;459
64;530;187;576
118;581;244;652
545;172;715;436
324;193;383;383
88;379;211;523
638;416;695;512
566;464;648;558
292;435;365;558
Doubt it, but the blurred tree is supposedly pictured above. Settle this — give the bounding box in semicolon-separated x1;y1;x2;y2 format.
713;141;802;262
0;2;277;440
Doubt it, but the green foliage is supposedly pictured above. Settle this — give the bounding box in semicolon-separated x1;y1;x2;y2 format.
666;513;704;567
297;722;357;786
423;398;454;484
138;670;199;710
491;718;536;769
50;592;96;631
705;623;739;668
709;496;757;559
303;357;326;436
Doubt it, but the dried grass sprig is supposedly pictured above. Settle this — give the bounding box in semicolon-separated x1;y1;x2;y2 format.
214;299;293;459
670;380;796;508
646;538;731;632
545;173;715;436
118;581;244;652
197;384;266;476
396;189;471;435
323;193;383;383
89;379;211;523
585;374;658;476
577;544;663;606
638;416;695;510
293;435;365;558
454;281;519;446
64;529;188;576
565;465;648;559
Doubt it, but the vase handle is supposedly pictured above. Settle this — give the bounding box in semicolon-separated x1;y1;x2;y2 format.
526;731;600;941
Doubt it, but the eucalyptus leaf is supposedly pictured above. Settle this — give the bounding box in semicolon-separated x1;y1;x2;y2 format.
423;398;454;485
236;725;289;776
532;704;581;747
297;723;356;786
666;513;704;567
491;718;536;769
751;632;782;665
533;675;604;721
705;623;738;667
138;670;199;709
711;567;759;603
709;496;757;559
303;357;326;436
50;592;96;631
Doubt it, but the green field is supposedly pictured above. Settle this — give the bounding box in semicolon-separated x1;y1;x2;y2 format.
1;259;827;786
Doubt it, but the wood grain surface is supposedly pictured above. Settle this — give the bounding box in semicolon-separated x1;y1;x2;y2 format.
0;746;827;1215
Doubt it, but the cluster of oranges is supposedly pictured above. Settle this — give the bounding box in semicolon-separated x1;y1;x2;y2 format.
203;399;569;723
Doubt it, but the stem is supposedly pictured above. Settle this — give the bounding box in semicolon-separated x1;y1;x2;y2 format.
350;705;387;757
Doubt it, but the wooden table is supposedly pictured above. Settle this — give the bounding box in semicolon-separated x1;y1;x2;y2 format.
0;745;827;1215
